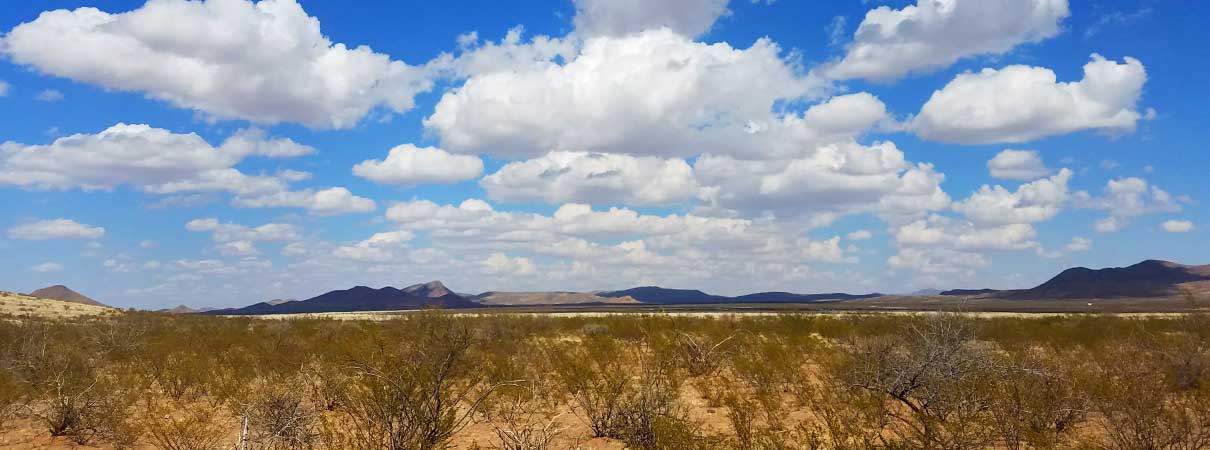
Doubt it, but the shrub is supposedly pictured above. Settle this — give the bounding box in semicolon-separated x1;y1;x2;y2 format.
840;314;1001;450
146;403;230;450
333;314;492;450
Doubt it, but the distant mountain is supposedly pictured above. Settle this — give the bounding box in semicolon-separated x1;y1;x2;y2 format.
597;286;880;305
1002;260;1210;300
907;288;943;296
733;292;882;303
472;291;639;306
598;287;727;304
159;305;198;314
402;281;452;298
27;285;107;307
265;299;293;306
941;288;1001;297
210;281;477;315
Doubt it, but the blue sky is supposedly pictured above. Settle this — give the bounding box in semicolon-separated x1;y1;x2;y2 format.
0;0;1204;308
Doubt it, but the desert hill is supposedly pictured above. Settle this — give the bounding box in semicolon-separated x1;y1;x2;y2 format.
211;281;477;315
471;291;639;306
597;286;879;304
1000;260;1210;300
0;290;115;318
27;285;107;307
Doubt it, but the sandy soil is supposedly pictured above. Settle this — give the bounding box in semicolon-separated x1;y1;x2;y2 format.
0;291;117;319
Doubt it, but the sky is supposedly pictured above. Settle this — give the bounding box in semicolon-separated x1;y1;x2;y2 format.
0;0;1205;309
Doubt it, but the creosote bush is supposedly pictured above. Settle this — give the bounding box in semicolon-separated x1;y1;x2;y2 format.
1;307;1210;450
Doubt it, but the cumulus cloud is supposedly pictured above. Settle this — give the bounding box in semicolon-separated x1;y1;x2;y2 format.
333;231;415;262
7;218;105;240
824;0;1069;81
987;149;1051;180
353;144;483;185
0;124;307;191
894;216;1040;251
484;252;538;276
426;28;825;159
694;141;950;221
888;247;988;275
35;89;64;102
914;54;1148;144
185;218;300;242
232;187;376;216
482;151;698;206
1161;220;1194;233
1064;237;1092;252
847;230;873;241
0;124;373;215
572;0;730;38
1076;177;1181;232
952;169;1072;225
31;262;64;272
1;0;434;128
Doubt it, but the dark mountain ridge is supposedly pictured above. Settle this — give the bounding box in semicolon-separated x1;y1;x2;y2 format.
210;281;477;315
598;286;879;304
1000;260;1210;300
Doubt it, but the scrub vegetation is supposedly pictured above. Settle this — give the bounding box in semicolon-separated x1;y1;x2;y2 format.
2;303;1210;450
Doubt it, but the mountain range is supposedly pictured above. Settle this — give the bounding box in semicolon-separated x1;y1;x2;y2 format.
942;260;1210;300
22;259;1206;315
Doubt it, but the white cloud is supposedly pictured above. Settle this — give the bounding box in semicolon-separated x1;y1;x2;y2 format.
0;80;9;96
482;151;698;206
139;240;158;249
914;54;1148;144
847;230;873;241
572;0;730;38
1064;237;1092;252
952;169;1072;225
1161;220;1194;233
232;187;376;216
1;0;434;128
333;230;415;262
353;144;483;185
31;262;64;272
888;247;988;275
426;28;824;160
35;89;64;102
484;252;538;276
7;218;105;240
824;0;1069;81
1094;217;1122;233
894;216;1040;251
216;240;258;256
694;141;950;221
185;218;300;242
1077;177;1181;232
987;149;1050;180
0;124;307;191
1;124;372;215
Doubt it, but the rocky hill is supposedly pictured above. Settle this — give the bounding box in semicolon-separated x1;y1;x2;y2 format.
27;285;107;307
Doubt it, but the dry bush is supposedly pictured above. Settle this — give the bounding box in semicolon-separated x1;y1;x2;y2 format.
146;403;230;450
989;352;1085;450
840;314;1001;450
1088;347;1210;450
675;332;737;377
481;381;568;450
552;335;632;438
226;376;320;450
300;357;351;412
331;314;493;450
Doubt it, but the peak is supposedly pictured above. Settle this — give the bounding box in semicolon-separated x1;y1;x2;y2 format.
1133;259;1181;268
402;280;453;298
